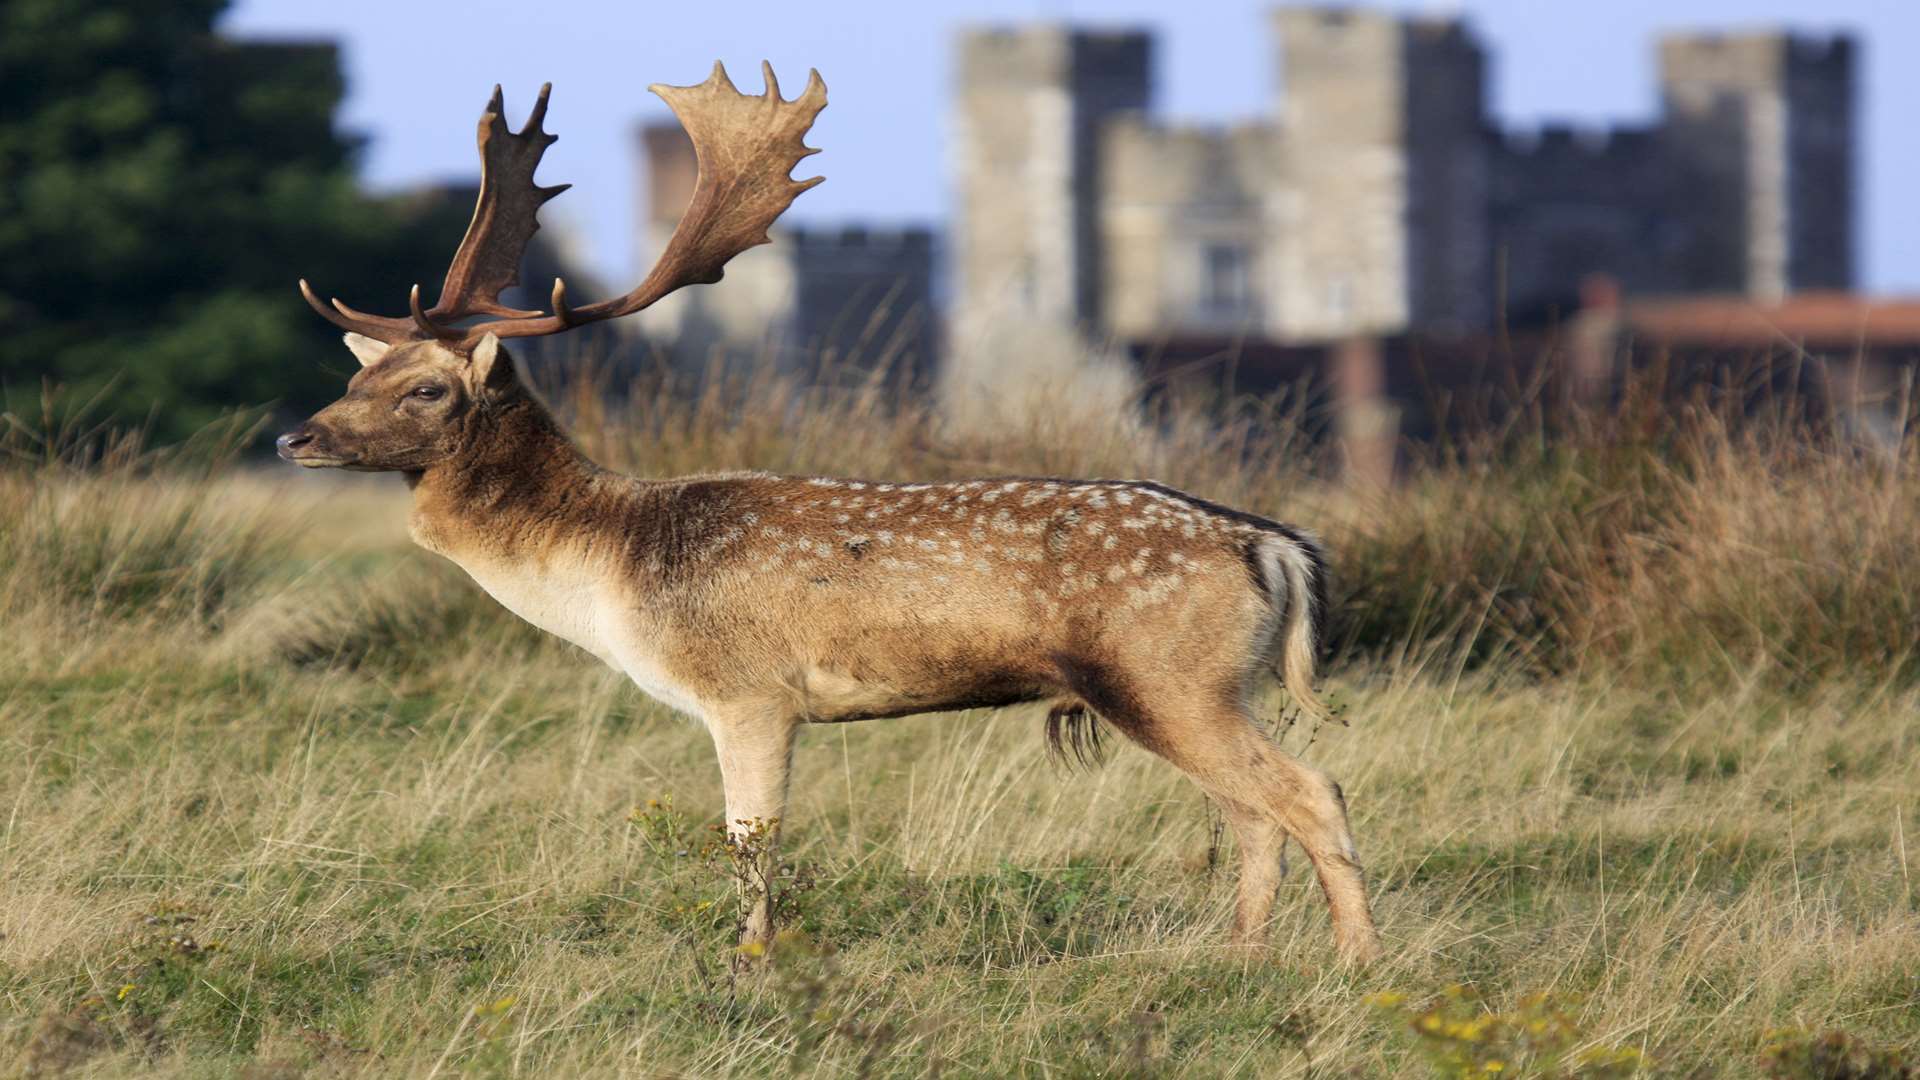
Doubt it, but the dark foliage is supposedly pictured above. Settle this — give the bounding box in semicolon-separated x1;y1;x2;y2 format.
0;0;470;437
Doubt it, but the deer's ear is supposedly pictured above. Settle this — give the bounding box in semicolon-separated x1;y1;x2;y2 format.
341;332;391;368
469;332;513;391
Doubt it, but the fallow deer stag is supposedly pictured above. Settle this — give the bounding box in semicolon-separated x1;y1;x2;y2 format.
277;63;1381;962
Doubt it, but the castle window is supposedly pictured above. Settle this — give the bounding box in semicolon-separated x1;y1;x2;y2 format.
1202;243;1251;315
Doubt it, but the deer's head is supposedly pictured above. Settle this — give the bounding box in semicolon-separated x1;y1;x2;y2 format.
278;64;826;472
276;333;515;470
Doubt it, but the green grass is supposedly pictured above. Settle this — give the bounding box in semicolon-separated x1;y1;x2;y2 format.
2;622;1913;1077
1;371;1916;1076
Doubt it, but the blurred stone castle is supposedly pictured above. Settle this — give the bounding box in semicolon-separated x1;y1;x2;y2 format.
634;6;1858;390
953;8;1853;346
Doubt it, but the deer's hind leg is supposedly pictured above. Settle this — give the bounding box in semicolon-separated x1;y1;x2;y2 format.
1092;677;1380;962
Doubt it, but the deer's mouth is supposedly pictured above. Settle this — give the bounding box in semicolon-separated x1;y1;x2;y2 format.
287;452;359;468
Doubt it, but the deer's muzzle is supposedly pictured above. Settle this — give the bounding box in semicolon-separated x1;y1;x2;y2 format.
276;423;356;468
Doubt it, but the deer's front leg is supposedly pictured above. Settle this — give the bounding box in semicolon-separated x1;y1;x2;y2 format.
706;706;800;956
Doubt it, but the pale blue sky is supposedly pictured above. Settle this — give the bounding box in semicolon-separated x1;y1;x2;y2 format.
222;0;1914;294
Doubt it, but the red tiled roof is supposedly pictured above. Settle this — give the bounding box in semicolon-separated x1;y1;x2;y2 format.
1621;292;1920;347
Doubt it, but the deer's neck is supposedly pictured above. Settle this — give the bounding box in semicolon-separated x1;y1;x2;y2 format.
404;399;649;662
404;398;617;564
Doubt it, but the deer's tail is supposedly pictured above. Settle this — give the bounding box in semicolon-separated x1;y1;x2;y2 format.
1258;529;1331;723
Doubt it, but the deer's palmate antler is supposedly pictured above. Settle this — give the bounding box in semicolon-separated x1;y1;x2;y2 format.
299;61;825;345
276;64;1382;967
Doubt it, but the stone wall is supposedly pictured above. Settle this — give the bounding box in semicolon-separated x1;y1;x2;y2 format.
1269;8;1412;340
949;27;1150;344
790;226;939;381
1400;17;1492;334
1492;127;1675;321
1099;117;1278;340
1659;31;1856;299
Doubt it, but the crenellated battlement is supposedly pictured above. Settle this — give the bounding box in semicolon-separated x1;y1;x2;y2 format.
1500;124;1657;160
790;224;935;256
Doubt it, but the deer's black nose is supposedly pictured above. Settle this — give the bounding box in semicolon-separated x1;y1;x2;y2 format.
276;427;315;459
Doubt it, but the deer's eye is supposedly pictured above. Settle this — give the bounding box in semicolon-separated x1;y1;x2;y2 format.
409;385;444;401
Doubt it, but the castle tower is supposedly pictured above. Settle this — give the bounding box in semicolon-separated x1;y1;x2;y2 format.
1270;9;1491;339
950;27;1151;346
1658;32;1856;299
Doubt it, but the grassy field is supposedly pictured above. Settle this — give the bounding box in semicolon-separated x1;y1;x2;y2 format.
1;369;1915;1077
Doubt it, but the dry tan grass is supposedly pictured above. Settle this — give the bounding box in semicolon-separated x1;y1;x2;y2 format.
0;368;1915;1077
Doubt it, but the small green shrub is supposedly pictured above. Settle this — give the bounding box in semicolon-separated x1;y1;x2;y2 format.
1368;986;1648;1078
1762;1029;1918;1080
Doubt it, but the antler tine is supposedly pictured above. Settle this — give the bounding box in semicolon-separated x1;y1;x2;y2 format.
550;277;576;327
522;83;555;139
761;60;780;101
298;279;416;344
298;279;351;330
409;284;456;340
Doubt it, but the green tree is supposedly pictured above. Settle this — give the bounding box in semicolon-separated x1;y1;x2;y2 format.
0;0;470;438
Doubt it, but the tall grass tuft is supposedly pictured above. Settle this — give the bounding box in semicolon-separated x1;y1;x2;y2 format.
0;392;289;632
1330;366;1918;685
